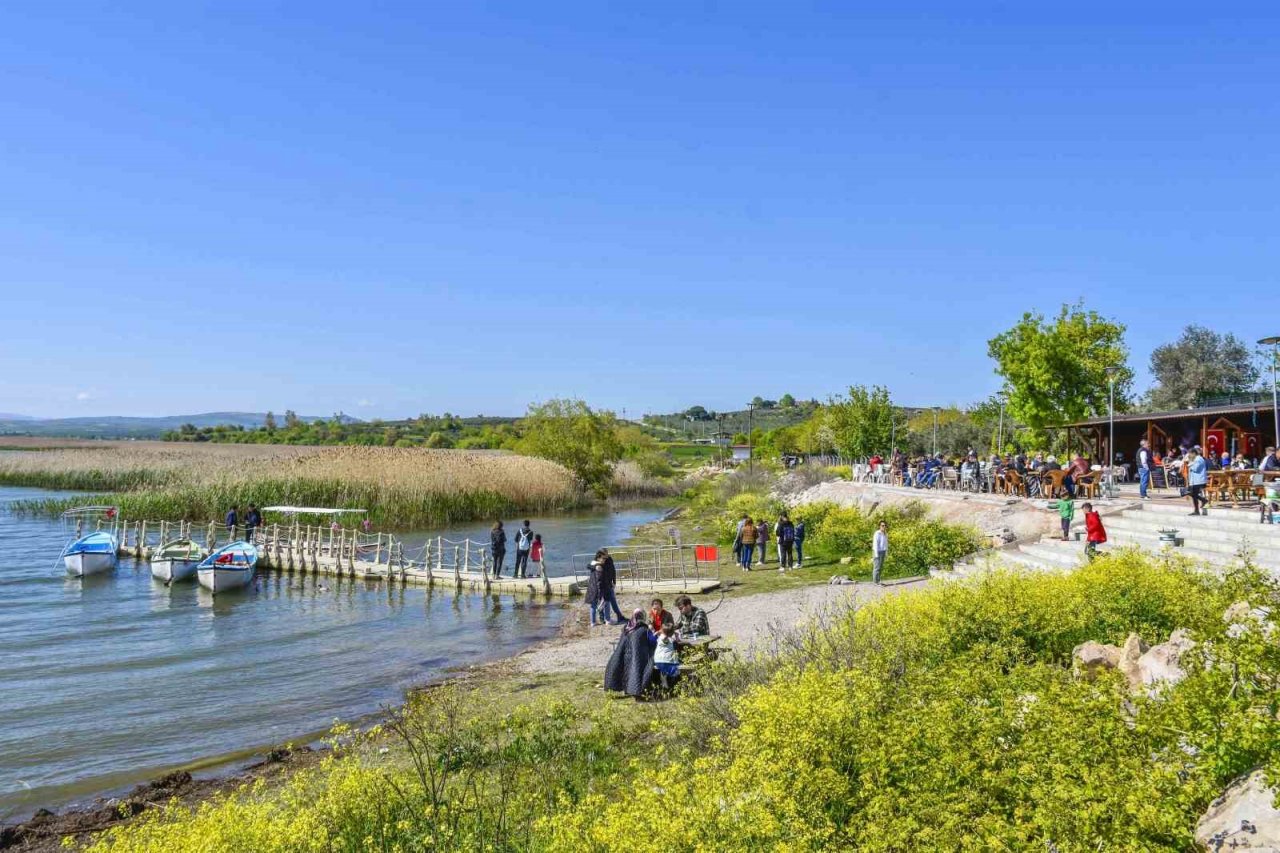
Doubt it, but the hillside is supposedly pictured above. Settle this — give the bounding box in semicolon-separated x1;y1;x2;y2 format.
0;412;358;439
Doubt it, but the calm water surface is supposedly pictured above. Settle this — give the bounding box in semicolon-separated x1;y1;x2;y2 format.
0;486;658;818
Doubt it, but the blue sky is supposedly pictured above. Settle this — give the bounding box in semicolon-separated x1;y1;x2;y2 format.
3;3;1279;419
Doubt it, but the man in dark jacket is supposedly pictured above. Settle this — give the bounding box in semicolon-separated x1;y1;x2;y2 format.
490;521;507;577
244;504;262;543
596;550;626;624
513;520;534;578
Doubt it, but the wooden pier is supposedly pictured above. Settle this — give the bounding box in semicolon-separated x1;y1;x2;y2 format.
87;517;721;597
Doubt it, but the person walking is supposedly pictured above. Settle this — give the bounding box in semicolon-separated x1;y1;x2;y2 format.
1137;439;1154;499
1186;447;1208;516
530;534;545;577
756;518;770;566
1083;502;1107;560
490;521;507;577
1055;494;1074;541
596;549;626;624
224;506;238;540
794;519;806;568
777;514;796;570
513;520;534;578
243;504;262;543
584;558;602;626
738;518;757;571
872;521;889;584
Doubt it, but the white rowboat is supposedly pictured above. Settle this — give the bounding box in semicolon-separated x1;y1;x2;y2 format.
151;538;204;583
63;531;119;576
196;541;258;594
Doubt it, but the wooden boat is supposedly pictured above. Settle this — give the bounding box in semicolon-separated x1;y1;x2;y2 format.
62;531;119;576
196;541;258;594
151;538;204;583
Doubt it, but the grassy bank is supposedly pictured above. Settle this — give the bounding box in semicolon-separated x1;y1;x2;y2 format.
79;551;1280;851
0;443;584;528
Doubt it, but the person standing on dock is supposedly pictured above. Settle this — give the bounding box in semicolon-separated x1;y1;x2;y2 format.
244;504;262;544
513;520;534;578
224;506;238;540
490;521;507;577
530;534;545;577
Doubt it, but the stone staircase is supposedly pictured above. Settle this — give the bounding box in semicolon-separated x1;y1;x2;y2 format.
946;500;1280;580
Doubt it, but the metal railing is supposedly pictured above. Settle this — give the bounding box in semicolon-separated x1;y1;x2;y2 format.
569;544;721;590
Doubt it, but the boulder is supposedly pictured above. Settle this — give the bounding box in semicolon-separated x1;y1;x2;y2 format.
1196;769;1280;851
1072;640;1121;680
1135;628;1194;692
828;575;854;585
1225;601;1275;639
1118;633;1149;688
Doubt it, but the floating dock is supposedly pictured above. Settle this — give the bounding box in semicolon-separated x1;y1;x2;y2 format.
85;518;721;596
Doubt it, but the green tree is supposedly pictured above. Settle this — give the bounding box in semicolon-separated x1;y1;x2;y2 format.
987;302;1132;432
515;399;623;493
779;393;797;408
823;385;894;458
283;410;301;429
263;411;277;431
684;405;711;421
1146;324;1258;410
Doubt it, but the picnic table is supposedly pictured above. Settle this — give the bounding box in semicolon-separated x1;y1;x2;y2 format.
677;634;725;662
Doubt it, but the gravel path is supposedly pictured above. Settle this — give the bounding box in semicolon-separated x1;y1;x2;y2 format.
513;579;926;674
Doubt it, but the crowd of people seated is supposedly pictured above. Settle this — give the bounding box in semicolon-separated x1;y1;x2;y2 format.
872;448;1101;498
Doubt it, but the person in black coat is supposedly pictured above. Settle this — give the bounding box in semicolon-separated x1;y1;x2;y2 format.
584;560;603;625
490;521;506;577
595;549;626;624
604;610;655;698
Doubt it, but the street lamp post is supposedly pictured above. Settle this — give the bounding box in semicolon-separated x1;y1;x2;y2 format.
1105;366;1120;499
1259;337;1280;449
932;407;940;456
997;393;1006;454
748;402;755;475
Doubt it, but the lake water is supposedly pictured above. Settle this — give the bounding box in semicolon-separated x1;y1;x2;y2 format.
0;487;658;819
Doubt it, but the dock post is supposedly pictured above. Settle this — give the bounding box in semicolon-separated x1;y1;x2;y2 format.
159;521;167;546
375;533;383;566
137;521;146;558
206;521;215;551
454;544;462;590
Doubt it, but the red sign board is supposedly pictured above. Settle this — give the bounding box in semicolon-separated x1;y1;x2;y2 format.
694;545;718;563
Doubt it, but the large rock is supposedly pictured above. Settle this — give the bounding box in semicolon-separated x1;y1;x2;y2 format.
1225;601;1275;639
1197;769;1280;851
1118;633;1149;688
1136;628;1194;692
1072;640;1121;680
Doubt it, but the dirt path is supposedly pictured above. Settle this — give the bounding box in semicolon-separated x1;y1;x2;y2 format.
514;578;926;674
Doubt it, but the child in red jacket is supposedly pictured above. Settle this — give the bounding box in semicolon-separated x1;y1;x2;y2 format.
1082;502;1107;560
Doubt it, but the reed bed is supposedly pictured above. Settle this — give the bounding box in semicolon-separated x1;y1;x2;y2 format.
0;442;583;528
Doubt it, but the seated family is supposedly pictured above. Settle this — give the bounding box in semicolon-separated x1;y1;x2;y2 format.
603;595;710;698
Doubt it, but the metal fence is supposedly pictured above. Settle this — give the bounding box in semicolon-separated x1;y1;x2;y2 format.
569;544;721;589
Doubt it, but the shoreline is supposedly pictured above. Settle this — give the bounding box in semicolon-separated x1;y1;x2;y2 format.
2;570;926;851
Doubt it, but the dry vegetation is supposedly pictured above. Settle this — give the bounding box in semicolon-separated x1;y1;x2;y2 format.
0;441;582;527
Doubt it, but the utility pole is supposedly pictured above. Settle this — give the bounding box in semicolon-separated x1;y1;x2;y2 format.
1260;337;1280;448
1105;366;1119;498
748;402;755;474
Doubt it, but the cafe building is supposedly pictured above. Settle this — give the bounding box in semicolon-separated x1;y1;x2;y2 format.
1062;394;1278;466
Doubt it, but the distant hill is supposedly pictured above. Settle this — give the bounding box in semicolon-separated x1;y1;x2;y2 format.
0;412;360;439
0;413;35;420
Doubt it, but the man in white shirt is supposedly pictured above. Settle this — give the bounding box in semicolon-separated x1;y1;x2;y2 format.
872;521;889;584
1137;440;1154;499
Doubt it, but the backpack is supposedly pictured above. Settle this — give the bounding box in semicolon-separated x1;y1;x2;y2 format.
780;523;795;543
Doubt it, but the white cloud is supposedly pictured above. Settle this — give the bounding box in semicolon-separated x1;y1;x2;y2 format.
357;399;375;408
75;391;92;401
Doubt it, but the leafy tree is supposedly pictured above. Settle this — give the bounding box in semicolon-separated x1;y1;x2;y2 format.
1146;325;1259;410
987;302;1133;432
684;405;710;421
823;385;894;458
283;410;301;429
264;411;277;431
779;393;797;408
750;396;765;408
515;399;623;493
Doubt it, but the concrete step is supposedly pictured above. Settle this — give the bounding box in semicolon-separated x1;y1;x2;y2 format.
1102;530;1280;571
1135;502;1275;531
1101;516;1280;552
1017;541;1087;569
